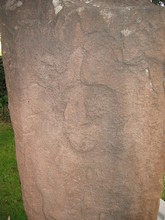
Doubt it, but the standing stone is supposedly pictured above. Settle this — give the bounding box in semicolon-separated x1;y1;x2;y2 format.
1;0;165;219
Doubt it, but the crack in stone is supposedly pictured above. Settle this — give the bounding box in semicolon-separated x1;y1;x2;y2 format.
145;67;157;94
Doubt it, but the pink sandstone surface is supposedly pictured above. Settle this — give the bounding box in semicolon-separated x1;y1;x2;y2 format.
1;0;165;219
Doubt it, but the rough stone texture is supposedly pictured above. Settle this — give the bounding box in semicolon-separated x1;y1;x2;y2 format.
1;0;165;219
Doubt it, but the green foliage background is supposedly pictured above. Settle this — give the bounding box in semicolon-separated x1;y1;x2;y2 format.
0;56;10;122
0;122;27;220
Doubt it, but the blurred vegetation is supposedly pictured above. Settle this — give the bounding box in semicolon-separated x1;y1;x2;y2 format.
0;122;27;220
161;175;165;201
0;56;10;122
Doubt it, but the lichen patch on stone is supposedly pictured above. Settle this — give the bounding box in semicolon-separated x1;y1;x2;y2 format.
5;0;23;11
145;68;149;75
52;0;63;15
17;0;23;7
85;0;93;4
100;9;113;23
136;17;142;23
121;28;132;37
77;7;85;15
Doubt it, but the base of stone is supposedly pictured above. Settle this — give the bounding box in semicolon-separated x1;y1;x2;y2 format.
158;199;165;220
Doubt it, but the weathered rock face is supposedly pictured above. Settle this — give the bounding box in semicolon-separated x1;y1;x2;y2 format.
1;0;165;219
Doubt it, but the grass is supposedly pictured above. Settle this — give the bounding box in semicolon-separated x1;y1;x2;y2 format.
0;122;27;220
